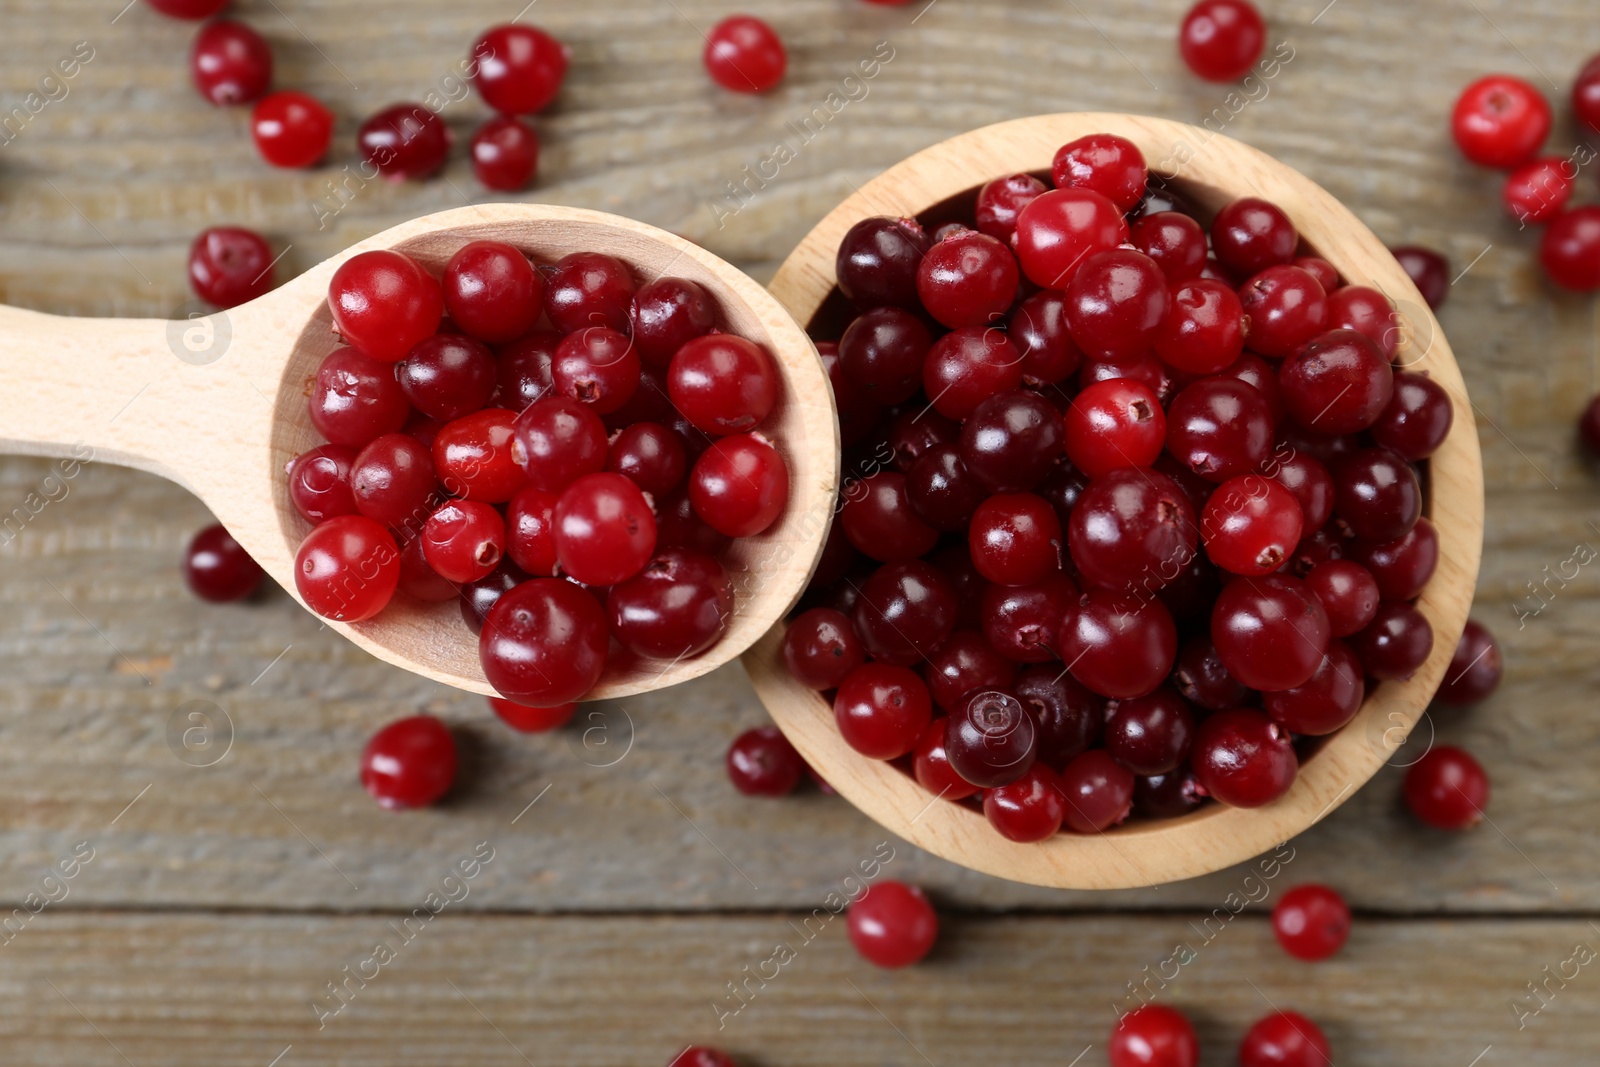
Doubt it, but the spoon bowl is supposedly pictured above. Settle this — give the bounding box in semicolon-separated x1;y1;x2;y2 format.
0;204;836;699
742;113;1485;889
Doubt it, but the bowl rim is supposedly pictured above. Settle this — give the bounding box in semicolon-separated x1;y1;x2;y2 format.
741;112;1484;890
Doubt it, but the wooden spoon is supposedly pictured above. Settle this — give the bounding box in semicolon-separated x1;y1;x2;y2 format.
0;204;836;699
743;113;1484;889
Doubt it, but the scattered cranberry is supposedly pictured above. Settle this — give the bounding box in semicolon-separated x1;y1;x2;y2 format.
1239;1011;1331;1067
190;18;272;106
1451;74;1551;169
1503;156;1574;226
360;715;456;809
847;881;938;968
145;0;227;17
1178;0;1265;82
470;23;568;115
358;103;450;181
1391;246;1450;310
726;726;805;796
1404;745;1488;830
471;115;540;191
1539;207;1600;291
1108;1003;1199;1067
704;15;786;93
1576;54;1600;135
1273;883;1351;961
669;1048;736;1067
251;90;334;168
489;696;575;733
183;523;264;602
1437;619;1502;705
188;226;274;309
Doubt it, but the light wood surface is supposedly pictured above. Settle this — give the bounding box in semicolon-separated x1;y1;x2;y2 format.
1;0;1597;1062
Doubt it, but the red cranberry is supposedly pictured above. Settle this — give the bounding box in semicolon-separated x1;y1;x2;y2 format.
1273;884;1350;961
251;90;334;168
1059;590;1176;699
1134;767;1205;818
1539;207;1600;291
853;559;957;666
490;696;576;733
888;408;959;472
923;327;1025;419
1263;640;1364;735
328;250;443;363
1352;602;1433;680
840;306;934;406
459;560;529;635
481;579;607;705
848;881;938;968
842;471;940;562
913;719;981;801
398;532;457;602
1238;266;1328;358
1211;197;1297;276
1202;474;1303;576
183;524;264;602
360;715;456;809
295;515;400;621
984;763;1068;841
435;409;526;502
504;487;558;576
470;23;568;114
969;492;1062;585
1178;0;1265;81
189;226;274;308
1104;688;1195;776
1350;516;1438;602
544;252;635;334
980;575;1077;664
1012;188;1129;288
1216;351;1286;423
1577;54;1600;133
669;1048;736;1067
1009;290;1083;384
606;422;687;497
1279;330;1394;435
905;444;986;531
145;0;227;17
551;327;640;415
471;115;540;191
1333;447;1420;543
833;663;932;759
398;335;497;420
1240;1011;1331;1067
1015;667;1101;767
668;335;778;434
631;277;716;367
287;445;359;524
358;103;450;181
1069;467;1197;593
190;18;272;106
925;632;1016;713
1438;619;1502;705
1109;1004;1199;1067
1451;74;1550;168
1063;378;1167;478
496;330;559;411
1404;745;1488;830
836;216;931;310
1192;708;1297;807
422;500;504;583
1058;749;1135;832
917;230;1019;329
1294;256;1340;292
1156;279;1246;374
1065;249;1172;362
944;689;1037;787
959;390;1064;492
1390;245;1450;309
608;549;730;659
1327;285;1401;359
704;15;786;93
1305;559;1379;637
442;240;542;345
351;432;438;532
1372;371;1453;461
1052;133;1148;212
976;174;1048;243
726;726;805;796
1212;573;1330;691
512;396;608;493
553;473;656;586
1173;634;1251;710
1166;377;1274;483
1132;211;1209;284
1503;156;1574;226
1265;449;1333;529
783;607;864;689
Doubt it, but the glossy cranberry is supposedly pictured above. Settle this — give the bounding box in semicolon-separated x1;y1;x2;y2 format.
489;696;576;733
553;473;656;586
1051;134;1144;208
496;331;559;411
1173;634;1251;710
601;422;685;498
1502;156;1574;227
360;715;456;809
848;881;937;967
1305;559;1379;637
295;515;400;621
1263;640;1363;735
1352;602;1433;680
853;560;957;666
1202;475;1303;576
470;23;567;114
1238;266;1328;358
607;549;731;659
1013;667;1101;768
1155;279;1246;374
550;327;640;415
1013;188;1129;288
250;90;334;168
287;445;359;524
669;1047;736;1067
1539;207;1600;291
501;487;557;577
1178;0;1265;81
397;335;497;420
1240;1011;1331;1067
309;347;411;447
984;763;1068;842
886;409;958;472
656;488;733;556
667;334;777;435
1064;249;1171;362
1104;688;1195;776
1288;524;1353;578
1329;285;1402;360
1134;768;1205;819
924;632;1015;712
1217;351;1286;422
922;327;1024;420
1269;883;1353;962
968;493;1062;586
1059;590;1176;699
470;115;539;191
1009;290;1082;384
979;575;1076;664
544;252;635;334
1062;378;1166;478
904;444;985;531
190;18;272;106
704;15;786;92
1279;329;1394;436
145;0;227;17
835;216;930;310
1438;619;1502;705
1391;246;1450;310
1212;197;1297;276
1130;211;1208;285
511;396;608;493
328;250;443;363
1371;371;1453;462
1451;74;1550;168
182;524;264;602
841;471;940;562
358;102;449;181
1333;447;1420;544
420;500;504;584
917;230;1019;329
460;560;530;634
834;663;933;759
953;391;1060;493
974;173;1048;244
440;241;541;345
725;726;804;796
1109;1005;1201;1067
1212;573;1330;691
1191;708;1296;807
1293;256;1340;293
1166;377;1274;483
1057;749;1135;832
839;306;933;406
783;607;864;688
1258;455;1327;535
351;433;438;533
1069;467;1197;593
1404;745;1488;830
435;408;526;502
482;579;607;705
188;226;274;308
935;690;1030;789
913;718;982;801
630;278;716;368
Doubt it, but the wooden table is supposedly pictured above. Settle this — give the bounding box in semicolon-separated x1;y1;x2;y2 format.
1;1;1596;1063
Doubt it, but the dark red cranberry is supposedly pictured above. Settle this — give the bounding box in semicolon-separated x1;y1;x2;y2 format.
496;330;559;411
905;444;987;531
189;227;274;308
669;1047;736;1067
1059;590;1176;699
630;277;716;367
959;390;1064;492
481;579;607;706
1058;749;1135;833
1201;474;1303;576
470;23;568;114
922;327;1025;420
1009;290;1082;384
944;689;1037;788
550;327;640;415
251;90;334;168
726;726;805;797
146;0;228;18
1437;619;1502;705
1064;378;1167;478
503;487;557;577
434;409;526;503
836;216;931;310
1216;351;1286;423
190;18;272;106
1173;634;1251;710
183;524;264;602
1155;279;1246;374
360;715;456;809
913;718;982;801
1262;640;1364;735
1372;371;1453;461
1212;197;1297;276
917;230;1019;329
1294;256;1340;293
1352;602;1433;680
1391;246;1451;309
309;347;412;447
1240;1012;1331;1067
605;422;687;497
1104;688;1195;776
1279;329;1394;435
459;560;529;635
887;409;959;472
442;240;541;345
1264;449;1334;530
351;433;439;533
554;473;657;586
470;115;539;191
398;335;497;420
980;575;1077;664
847;881;938;968
1166;377;1275;483
704;15;786;93
1178;0;1266;81
1404;745;1488;830
1305;559;1380;637
1327;284;1401;359
984;763;1068;841
328;249;443;363
511;396;609;493
1333;447;1420;544
668;335;777;434
607;549;731;659
969;492;1062;586
924;632;1017;713
1069;467;1198;594
1451;74;1551;168
1077;351;1188;407
976;173;1048;244
841;471;940;562
1351;516;1437;603
1191;708;1297;807
656;488;732;557
783;607;865;689
1134;767;1206;819
833;663;932;759
1212;573;1331;691
1015;666;1102;768
358;103;450;181
544;252;635;334
853;560;958;667
839;306;933;406
1131;211;1208;284
1013;188;1129;288
1540;207;1600;291
1238;265;1328;358
1064;249;1171;363
1273;884;1350;961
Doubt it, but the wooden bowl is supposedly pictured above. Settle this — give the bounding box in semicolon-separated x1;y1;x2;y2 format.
741;113;1484;889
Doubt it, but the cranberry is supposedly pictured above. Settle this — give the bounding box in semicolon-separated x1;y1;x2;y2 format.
470;23;568;114
1009;290;1082;384
1173;634;1250;710
984;763;1068;841
183;524;264;602
957;390;1063;492
190;18;272;106
544;252;635;334
552;473;656;586
1263;640;1364;735
1438;619;1502;705
1016;667;1101;767
470;115;540;191
922;328;1024;419
328;250;443;363
1294;256;1340;292
551;327;640;415
1539;207;1600;291
1065;249;1172;362
1305;559;1379;637
482;579;607;705
1333;447;1419;543
783;607;864;688
1328;285;1402;359
512;396;608;493
943;689;1036;788
251;90;334;168
1212;573;1330;691
1063;378;1167;478
670;1048;736;1067
418;500;502;584
836;216;930;310
1216;351;1286;423
360;715;456;809
498;487;556;577
1404;745;1488;830
848;881;937;968
1108;1004;1199;1067
398;335;497;420
145;0;227;17
295;515;400;621
668;335;778;434
1451;74;1551;168
976;174;1048;244
602;422;684;498
1134;768;1205;819
1156;279;1246;374
1351;516;1437;602
1131;211;1209;285
1058;749;1135;832
1372;371;1453;460
442;241;541;345
1052;133;1147;212
969;492;1062;585
656;488;733;557
925;632;1016;713
351;432;438;532
833;663;932;759
287;444;359;524
496;331;559;410
840;306;934;406
1012;188;1129;288
704;15;786;93
610;549;731;659
1279;329;1394;435
906;444;987;530
459;560;529;634
1503;156;1573;226
1577;54;1600;134
1059;590;1176;699
1202;474;1303;576
1391;246;1451;310
725;726;804;796
917;230;1019;329
887;409;959;472
1192;708;1296;807
188;226;274;308
1178;0;1265;81
1352;602;1433;680
398;534;457;602
490;696;576;732
980;575;1076;664
1212;197;1297;276
1166;377;1274;483
1239;1011;1331;1067
631;278;716;367
1273;884;1350;961
853;560;957;666
1104;688;1195;776
913;719;982;801
1069;467;1197;593
358;103;449;181
1238;266;1328;358
1266;450;1333;530
435;409;526;502
842;471;940;562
